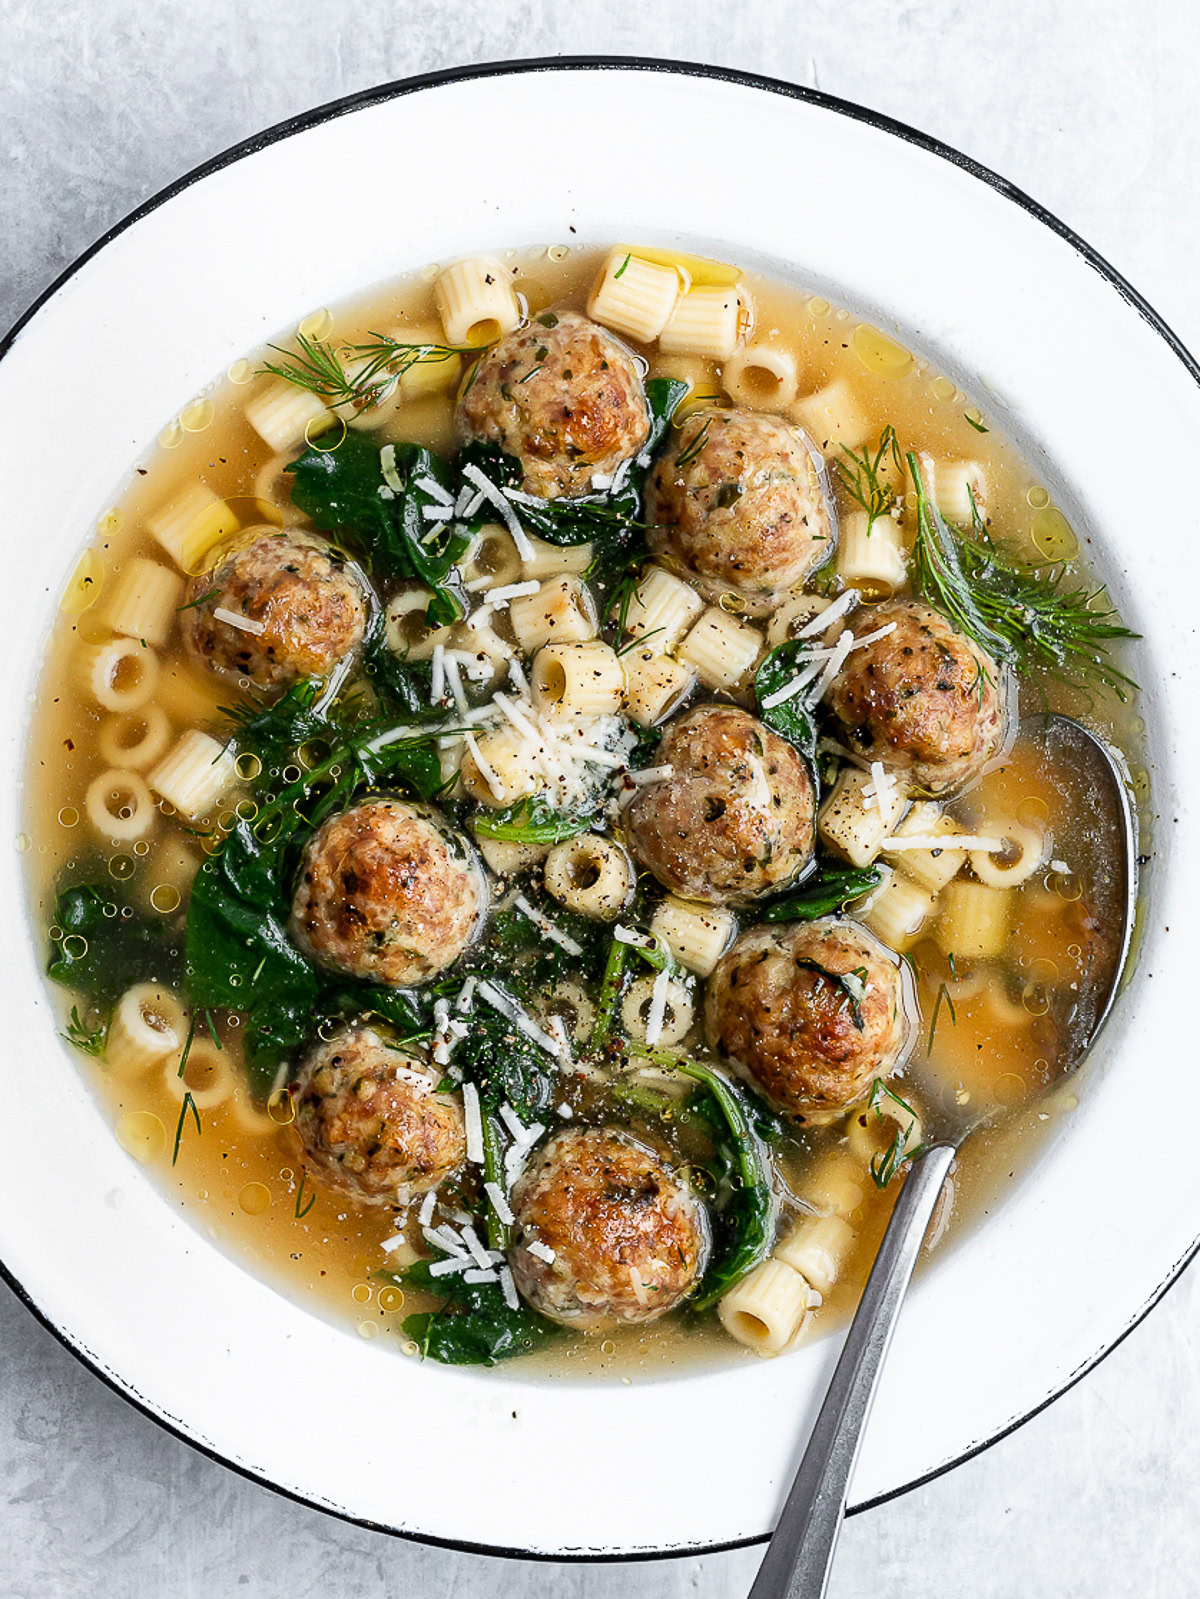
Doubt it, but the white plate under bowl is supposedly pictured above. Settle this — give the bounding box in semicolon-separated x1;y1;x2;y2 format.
0;59;1191;1560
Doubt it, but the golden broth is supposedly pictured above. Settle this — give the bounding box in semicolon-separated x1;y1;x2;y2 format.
23;245;1143;1379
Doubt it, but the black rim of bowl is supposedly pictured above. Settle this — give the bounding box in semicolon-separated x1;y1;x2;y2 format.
1;54;1195;1564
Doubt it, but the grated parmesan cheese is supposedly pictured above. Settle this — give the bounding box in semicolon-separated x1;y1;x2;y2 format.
213;606;266;636
644;965;672;1048
462;1082;485;1164
484;1181;515;1226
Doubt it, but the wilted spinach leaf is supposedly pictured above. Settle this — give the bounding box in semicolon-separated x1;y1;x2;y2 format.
389;1260;559;1367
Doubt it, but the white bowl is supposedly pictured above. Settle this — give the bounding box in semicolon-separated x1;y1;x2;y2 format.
0;60;1191;1560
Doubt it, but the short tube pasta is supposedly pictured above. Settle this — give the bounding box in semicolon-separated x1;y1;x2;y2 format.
520;533;593;580
861;872;936;951
393;324;464;401
969;819;1047;887
459;728;539;807
385;588;456;661
588;250;679;344
722;344;799;410
933;458;987;525
657;284;740;361
85;768;157;843
836;510;907;598
774;1213;855;1295
146;483;239;572
460;524;523;589
805;1151;869;1219
162;1037;235;1112
818;766;908;867
846;1092;923;1168
790;378;873;453
676;607;762;690
106;983;188;1075
473;834;550;879
620;974;695;1048
544;835;634;920
649;896;735;978
621;566;705;650
532;641;624;719
434;256;521;347
253;454;310;526
244;378;334;453
620;649;693;727
97;706;172;771
766;592;834;650
883;801;967;893
148;729;237;821
717;1257;812;1357
105;558;185;646
508;577;597;651
936;880;1013;960
80;638;160;712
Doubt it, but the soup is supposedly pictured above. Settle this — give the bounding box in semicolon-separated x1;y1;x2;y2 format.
25;243;1141;1374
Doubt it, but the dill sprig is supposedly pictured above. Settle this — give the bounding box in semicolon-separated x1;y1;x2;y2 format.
259;331;491;416
906;450;1139;697
832;425;903;527
866;1078;925;1189
61;1004;108;1058
172;1090;201;1166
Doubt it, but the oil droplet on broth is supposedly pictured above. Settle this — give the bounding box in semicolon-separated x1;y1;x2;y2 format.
807;296;830;316
378;1286;405;1313
59;550;105;615
351;1282;372;1304
227;358;254;385
1027;485;1051;509
116;1111;166;1164
14;833;30;853
180;397;214;433
239;1181;271;1215
97;508;123;538
851;324;914;380
358;1321;380;1340
158;419;184;450
931;375;957;403
1031;507;1079;562
298;307;333;341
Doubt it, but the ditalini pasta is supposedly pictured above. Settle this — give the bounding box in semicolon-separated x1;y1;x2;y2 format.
657;283;741;361
588;249;679;343
676;607;762;689
31;239;1139;1376
434;256;522;346
147;729;237;821
621;566;705;650
106;983;187;1075
722;344;799;410
105;557;184;646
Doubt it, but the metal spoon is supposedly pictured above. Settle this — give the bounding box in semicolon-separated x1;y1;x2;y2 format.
748;714;1137;1599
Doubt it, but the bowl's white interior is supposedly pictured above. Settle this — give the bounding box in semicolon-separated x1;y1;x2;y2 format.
0;65;1191;1558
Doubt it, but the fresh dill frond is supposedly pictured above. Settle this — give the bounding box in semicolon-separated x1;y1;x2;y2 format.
176;587;220;613
832;424;903;527
295;1170;316;1220
964;413;990;434
675;415;713;469
61;1004;108;1058
927;981;958;1053
172;1090;201;1166
866;1077;925;1189
907;451;1139;697
260;331;492;417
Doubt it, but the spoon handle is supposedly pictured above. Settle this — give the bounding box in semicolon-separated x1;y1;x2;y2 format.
748;1142;957;1599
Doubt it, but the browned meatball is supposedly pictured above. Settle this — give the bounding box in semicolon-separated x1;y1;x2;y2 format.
290;799;485;987
626;705;815;905
508;1128;707;1330
294;1025;465;1206
457;309;650;499
180;527;367;691
827;599;1008;796
646;409;833;615
705;919;912;1122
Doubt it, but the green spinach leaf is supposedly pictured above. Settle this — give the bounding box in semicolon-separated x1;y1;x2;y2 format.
763;863;883;922
389;1260;559;1367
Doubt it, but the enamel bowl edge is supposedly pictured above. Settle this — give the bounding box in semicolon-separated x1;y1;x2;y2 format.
0;60;1192;1559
